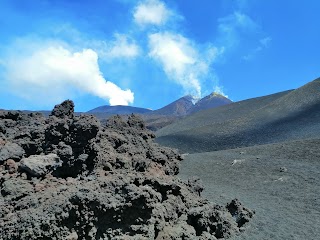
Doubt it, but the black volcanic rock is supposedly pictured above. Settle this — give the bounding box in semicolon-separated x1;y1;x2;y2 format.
0;100;253;239
51;100;75;118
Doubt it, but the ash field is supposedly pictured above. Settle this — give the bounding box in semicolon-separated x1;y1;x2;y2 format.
157;78;320;239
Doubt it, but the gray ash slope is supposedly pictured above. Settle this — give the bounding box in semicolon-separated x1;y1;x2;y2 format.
178;139;320;240
156;78;320;153
156;90;292;137
155;78;320;239
0;100;253;239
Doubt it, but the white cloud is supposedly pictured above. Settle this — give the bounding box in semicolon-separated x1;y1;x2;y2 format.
49;24;140;61
4;44;134;106
217;11;259;49
216;10;272;64
133;0;170;26
98;34;140;60
148;32;221;97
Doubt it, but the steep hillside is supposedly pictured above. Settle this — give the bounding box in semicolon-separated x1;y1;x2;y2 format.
157;90;292;137
156;78;320;153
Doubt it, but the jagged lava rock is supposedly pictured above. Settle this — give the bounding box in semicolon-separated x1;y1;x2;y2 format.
50;99;75;118
0;100;254;239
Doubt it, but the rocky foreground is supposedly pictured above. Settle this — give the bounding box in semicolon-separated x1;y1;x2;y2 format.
0;100;254;240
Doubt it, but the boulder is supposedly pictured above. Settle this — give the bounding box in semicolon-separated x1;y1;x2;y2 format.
19;154;62;177
226;198;255;228
0;142;25;163
51;100;75;119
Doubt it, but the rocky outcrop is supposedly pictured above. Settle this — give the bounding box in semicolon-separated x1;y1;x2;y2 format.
0;100;254;239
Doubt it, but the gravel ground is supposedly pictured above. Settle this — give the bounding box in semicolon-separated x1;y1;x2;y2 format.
178;138;320;240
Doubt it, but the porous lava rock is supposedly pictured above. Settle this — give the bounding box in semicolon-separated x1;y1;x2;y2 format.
19;154;62;177
51;99;75;119
0;100;254;239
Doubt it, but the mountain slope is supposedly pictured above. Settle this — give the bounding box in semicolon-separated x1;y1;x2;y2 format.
150;95;195;116
156;78;320;153
156;90;292;137
150;93;232;117
143;93;232;131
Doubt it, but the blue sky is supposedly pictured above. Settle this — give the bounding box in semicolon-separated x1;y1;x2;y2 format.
0;0;319;111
